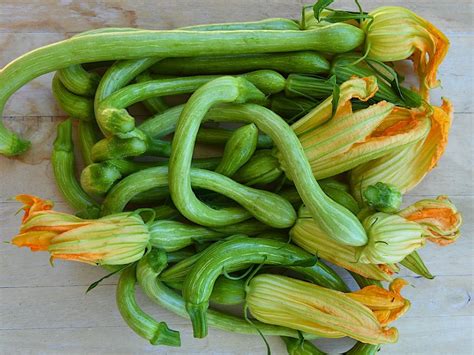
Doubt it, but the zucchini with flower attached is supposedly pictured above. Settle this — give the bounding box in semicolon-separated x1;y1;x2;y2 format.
181;236;316;338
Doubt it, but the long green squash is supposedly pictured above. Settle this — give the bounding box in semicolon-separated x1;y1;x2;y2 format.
0;23;364;156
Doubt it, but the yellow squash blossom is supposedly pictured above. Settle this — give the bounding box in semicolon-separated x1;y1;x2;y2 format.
290;207;398;281
399;195;462;245
358;213;425;265
11;195;150;265
350;99;452;200
246;274;403;344
291;76;378;136
283;77;431;180
362;6;449;99
347;279;410;327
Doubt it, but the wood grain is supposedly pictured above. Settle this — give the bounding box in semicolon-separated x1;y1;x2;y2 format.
0;1;472;354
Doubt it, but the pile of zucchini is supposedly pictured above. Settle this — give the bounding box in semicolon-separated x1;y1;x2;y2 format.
5;1;462;353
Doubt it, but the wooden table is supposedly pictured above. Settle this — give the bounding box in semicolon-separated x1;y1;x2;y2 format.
0;1;472;354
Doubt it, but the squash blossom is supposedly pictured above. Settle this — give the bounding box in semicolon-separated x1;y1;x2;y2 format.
362;6;449;99
399;195;462;245
290;207;398;281
288;77;431;180
11;195;150;265
358;213;425;265
246;274;405;344
346;278;410;327
350;99;452;200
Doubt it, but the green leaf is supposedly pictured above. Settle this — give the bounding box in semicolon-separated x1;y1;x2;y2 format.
312;0;334;21
323;10;372;23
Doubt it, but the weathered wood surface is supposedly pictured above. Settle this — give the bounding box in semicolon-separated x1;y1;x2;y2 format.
0;1;472;354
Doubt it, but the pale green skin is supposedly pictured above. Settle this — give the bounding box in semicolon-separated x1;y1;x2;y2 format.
0;22;364;156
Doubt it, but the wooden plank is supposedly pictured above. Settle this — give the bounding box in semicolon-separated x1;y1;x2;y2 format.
0;316;471;354
0;0;472;34
0;326;288;354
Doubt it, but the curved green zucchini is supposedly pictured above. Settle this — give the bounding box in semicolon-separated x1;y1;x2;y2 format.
77;120;98;167
57;64;101;97
204;104;368;246
137;249;312;338
149;218;270;252
0;23;364;156
138;104;273;148
135;71;169;114
169;77;269;227
116;265;180;346
51;73;94;121
59;17;299;100
80;157;220;197
51;119;100;218
96;71;284;137
151;51;330;76
101;166;296;229
182;236;316;338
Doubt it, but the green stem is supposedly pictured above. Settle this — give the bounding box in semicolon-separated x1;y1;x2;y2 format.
116;264;181;346
350;272;382;288
0;23;364;156
345;342;381;355
51;118;100;218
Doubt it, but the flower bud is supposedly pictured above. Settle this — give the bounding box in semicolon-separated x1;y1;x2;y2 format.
362;6;449;98
359;213;424;264
11;195;150;265
399;195;462;245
